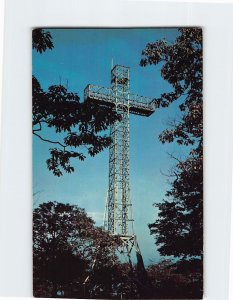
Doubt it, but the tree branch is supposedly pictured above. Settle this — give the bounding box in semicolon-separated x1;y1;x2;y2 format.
166;152;183;163
33;132;66;150
33;122;42;132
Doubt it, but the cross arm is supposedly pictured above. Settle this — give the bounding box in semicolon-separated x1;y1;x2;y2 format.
84;84;155;117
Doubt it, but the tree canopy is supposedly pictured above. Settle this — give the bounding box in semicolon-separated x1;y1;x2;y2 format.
141;28;202;146
147;259;202;299
32;29;54;53
141;28;203;259
34;201;202;299
33;201;124;298
32;29;120;176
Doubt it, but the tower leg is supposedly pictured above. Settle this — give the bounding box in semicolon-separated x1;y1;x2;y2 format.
106;107;131;236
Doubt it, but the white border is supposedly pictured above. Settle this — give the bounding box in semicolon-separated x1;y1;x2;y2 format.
1;1;233;299
0;0;5;149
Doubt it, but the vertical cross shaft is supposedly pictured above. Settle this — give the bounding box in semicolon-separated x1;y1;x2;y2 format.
107;66;132;236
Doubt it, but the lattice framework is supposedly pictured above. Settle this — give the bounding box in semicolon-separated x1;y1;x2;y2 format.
84;65;155;258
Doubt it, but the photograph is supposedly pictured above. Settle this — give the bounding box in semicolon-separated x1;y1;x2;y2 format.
32;27;203;299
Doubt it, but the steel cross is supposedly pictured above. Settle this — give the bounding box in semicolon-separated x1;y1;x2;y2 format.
84;65;155;253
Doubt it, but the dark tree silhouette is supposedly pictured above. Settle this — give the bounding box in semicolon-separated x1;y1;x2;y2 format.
147;259;202;299
32;29;54;53
32;29;120;176
33;201;153;299
141;28;203;260
33;201;124;298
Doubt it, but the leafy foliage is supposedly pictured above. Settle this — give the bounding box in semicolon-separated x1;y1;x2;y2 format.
32;29;54;53
33;199;203;299
33;201;153;299
33;201;123;298
147;259;203;299
32;30;120;176
149;149;203;258
141;28;202;146
141;28;203;259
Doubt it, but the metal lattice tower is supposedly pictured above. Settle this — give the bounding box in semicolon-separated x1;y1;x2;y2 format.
84;65;155;262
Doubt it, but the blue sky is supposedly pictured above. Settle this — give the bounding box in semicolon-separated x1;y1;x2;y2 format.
33;28;188;265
